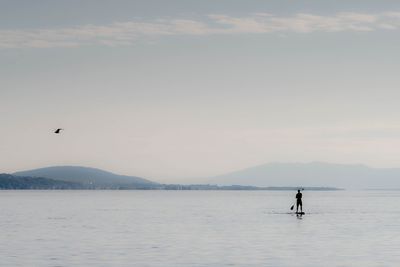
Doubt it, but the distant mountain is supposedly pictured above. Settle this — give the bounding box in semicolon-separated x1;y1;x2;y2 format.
0;174;83;189
14;166;157;188
208;162;400;189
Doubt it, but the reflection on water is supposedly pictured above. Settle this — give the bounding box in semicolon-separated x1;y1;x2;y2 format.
0;190;399;266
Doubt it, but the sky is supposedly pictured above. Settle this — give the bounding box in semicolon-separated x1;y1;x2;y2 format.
2;0;400;182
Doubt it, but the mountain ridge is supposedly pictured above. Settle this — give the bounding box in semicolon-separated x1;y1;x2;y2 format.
208;162;400;189
11;162;400;189
14;166;156;187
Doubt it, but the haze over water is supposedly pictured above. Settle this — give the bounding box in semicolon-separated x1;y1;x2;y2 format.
1;190;399;267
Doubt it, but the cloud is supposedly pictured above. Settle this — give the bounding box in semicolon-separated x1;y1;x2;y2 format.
209;12;380;33
1;12;400;48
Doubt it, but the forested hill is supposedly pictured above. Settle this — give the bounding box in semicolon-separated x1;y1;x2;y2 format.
0;174;83;189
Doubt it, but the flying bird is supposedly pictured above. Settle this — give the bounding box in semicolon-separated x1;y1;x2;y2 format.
54;128;64;134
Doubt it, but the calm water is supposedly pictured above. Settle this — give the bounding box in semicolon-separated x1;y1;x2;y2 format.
1;190;399;267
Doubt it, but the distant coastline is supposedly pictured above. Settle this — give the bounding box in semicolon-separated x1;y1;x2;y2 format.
0;174;342;191
160;185;342;191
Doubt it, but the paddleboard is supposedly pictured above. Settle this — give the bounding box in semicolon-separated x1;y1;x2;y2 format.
295;212;305;215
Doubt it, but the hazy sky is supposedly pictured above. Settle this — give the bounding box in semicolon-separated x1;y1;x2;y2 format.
2;0;400;181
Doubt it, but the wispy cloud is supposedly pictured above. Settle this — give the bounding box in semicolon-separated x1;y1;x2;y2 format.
1;12;400;48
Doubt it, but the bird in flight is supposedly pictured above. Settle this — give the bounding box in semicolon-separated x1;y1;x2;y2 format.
54;128;64;134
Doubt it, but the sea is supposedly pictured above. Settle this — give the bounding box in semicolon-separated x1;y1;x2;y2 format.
1;190;399;267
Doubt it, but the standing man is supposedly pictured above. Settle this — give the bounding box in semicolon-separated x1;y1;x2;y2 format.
296;189;303;213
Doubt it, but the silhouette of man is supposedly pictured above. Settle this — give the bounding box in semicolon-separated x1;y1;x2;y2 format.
296;190;303;213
